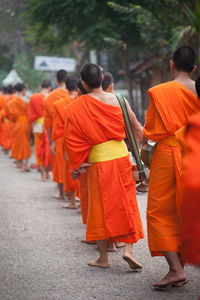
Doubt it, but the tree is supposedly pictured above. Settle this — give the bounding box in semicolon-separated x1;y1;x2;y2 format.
26;0;143;107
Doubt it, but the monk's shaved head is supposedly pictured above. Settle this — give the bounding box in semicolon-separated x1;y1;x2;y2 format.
80;63;102;89
65;76;78;92
41;80;52;89
172;46;196;73
14;83;26;92
77;80;88;95
56;70;68;83
102;72;113;91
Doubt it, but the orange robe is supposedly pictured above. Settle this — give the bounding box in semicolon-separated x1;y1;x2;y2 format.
64;95;144;243
37;128;51;167
6;96;31;160
79;173;88;224
181;112;200;265
28;93;45;166
0;94;5;146
52;95;78;188
143;81;200;256
43;88;69;130
1;95;15;151
43;88;68;182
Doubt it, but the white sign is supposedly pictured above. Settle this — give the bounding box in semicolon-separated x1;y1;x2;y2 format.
34;56;76;72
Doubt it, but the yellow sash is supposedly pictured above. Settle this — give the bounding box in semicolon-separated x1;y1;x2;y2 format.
88;140;128;163
36;117;44;124
159;135;180;147
3;117;9;123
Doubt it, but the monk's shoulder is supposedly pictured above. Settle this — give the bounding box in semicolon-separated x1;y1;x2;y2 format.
148;81;174;93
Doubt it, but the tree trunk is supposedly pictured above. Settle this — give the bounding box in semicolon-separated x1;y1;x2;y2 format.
118;44;134;108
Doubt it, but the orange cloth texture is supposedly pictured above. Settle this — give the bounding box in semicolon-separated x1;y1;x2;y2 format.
181;112;200;265
52;96;77;189
34;132;43;166
28;93;45;166
79;173;88;225
0;94;5;145
64;95;144;243
6;96;31;160
143;81;200;256
43;88;68;130
37;128;51;167
28;93;45;123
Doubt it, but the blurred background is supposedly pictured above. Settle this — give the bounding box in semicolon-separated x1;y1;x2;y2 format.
0;0;199;123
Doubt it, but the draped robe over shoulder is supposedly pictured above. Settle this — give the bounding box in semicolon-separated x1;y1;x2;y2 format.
64;95;144;243
143;81;200;256
28;92;45;166
181;112;200;265
6;96;31;160
43;88;68;130
43;88;68;182
52;95;77;187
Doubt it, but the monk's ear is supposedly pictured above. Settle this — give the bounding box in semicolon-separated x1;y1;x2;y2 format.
190;65;197;75
82;80;89;91
169;60;174;73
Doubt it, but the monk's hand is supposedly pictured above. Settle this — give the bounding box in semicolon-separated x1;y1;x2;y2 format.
77;163;92;174
71;169;80;181
50;141;56;156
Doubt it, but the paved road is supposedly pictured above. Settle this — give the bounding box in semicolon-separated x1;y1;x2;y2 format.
0;150;199;300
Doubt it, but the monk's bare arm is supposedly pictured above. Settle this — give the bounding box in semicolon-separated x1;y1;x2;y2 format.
125;100;143;141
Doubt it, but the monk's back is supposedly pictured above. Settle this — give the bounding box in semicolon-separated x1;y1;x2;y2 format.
144;81;200;140
67;94;125;145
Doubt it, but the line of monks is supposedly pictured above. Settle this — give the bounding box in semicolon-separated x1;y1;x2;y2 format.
0;45;199;290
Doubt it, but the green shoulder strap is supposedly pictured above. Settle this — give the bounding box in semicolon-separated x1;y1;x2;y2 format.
116;94;147;182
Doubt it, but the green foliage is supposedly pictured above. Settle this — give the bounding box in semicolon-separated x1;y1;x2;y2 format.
13;54;45;92
183;0;200;38
26;0;141;51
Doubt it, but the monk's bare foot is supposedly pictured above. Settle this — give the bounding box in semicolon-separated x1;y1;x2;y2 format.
107;243;117;252
37;178;46;182
81;239;96;244
123;254;142;270
77;207;81;214
172;278;189;287
54;195;65;200
115;242;125;248
88;258;110;268
153;270;187;288
62;203;77;209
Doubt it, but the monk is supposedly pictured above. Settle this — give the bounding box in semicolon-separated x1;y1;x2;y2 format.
143;46;200;288
52;76;78;208
0;89;5;147
28;80;52;180
64;63;144;269
6;83;31;171
0;86;15;154
181;76;200;266
102;72;125;251
43;69;68;199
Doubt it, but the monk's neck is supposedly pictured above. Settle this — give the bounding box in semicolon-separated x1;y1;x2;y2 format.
57;83;66;90
41;88;50;96
15;92;25;98
174;72;192;83
174;72;197;96
89;87;104;97
69;91;76;98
